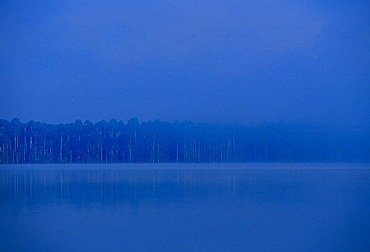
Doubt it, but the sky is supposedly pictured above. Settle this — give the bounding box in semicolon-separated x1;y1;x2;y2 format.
1;0;369;128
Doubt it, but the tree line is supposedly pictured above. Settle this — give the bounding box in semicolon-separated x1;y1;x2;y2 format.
0;118;369;164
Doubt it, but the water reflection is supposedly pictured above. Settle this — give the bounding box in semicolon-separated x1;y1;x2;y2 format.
1;165;370;252
1;169;241;207
1;167;365;209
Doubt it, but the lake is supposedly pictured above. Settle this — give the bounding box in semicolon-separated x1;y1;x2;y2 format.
1;163;369;252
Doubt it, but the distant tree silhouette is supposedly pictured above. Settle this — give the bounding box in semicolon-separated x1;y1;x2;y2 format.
0;118;368;164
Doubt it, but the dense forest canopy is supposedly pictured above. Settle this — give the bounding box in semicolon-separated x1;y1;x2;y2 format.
0;118;369;164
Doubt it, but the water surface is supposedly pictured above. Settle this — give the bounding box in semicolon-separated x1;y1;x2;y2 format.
1;163;369;251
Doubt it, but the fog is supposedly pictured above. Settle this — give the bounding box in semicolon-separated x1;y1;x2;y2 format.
1;0;369;128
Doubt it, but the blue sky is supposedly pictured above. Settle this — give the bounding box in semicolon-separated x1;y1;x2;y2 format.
1;0;369;127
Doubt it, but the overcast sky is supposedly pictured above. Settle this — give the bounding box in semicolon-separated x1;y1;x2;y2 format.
1;0;369;127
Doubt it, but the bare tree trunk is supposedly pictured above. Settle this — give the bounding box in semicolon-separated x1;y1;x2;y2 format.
59;136;63;162
176;140;179;163
23;128;27;163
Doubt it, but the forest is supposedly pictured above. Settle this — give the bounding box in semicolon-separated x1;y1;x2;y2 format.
0;118;369;164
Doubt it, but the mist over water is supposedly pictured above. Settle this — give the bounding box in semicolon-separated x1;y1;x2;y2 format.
1;0;369;127
1;163;369;251
1;0;369;249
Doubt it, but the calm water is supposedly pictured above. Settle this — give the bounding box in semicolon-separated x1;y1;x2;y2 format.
0;163;369;252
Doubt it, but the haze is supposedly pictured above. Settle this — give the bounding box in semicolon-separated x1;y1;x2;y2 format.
1;0;369;128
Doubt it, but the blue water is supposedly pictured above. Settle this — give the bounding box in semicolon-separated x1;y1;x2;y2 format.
0;163;369;252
